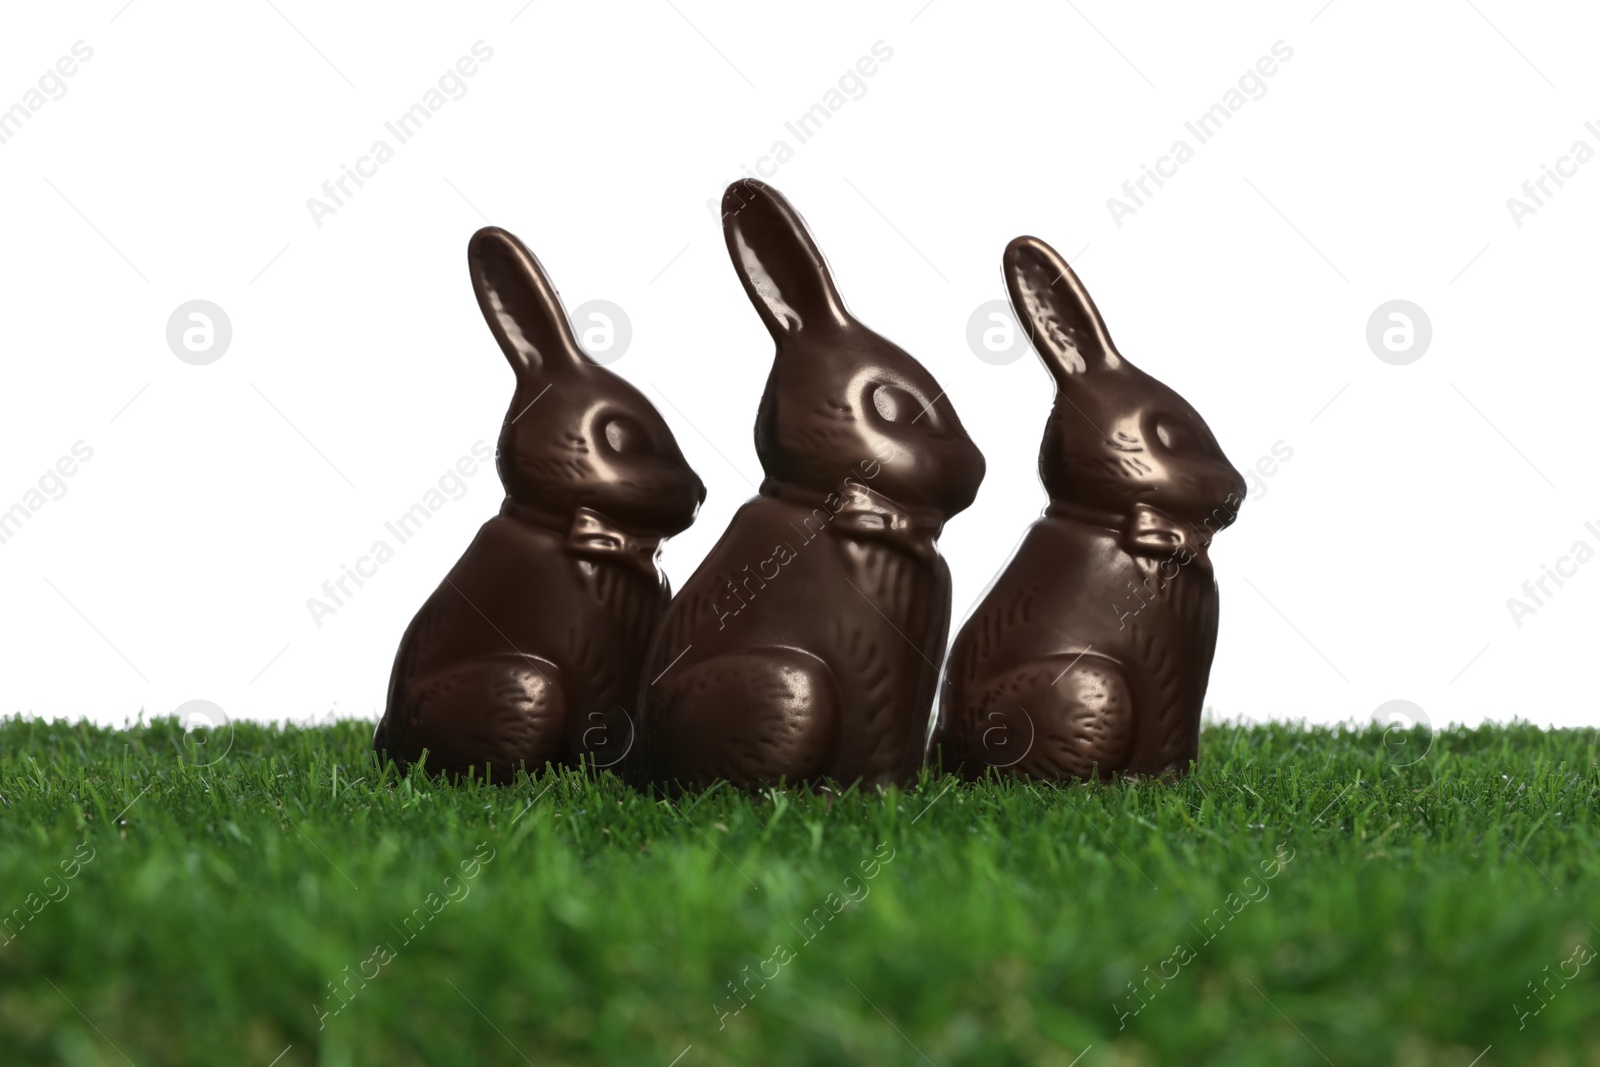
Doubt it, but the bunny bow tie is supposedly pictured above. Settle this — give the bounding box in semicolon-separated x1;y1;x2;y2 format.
833;500;943;563
766;479;944;564
1049;501;1216;567
565;507;663;575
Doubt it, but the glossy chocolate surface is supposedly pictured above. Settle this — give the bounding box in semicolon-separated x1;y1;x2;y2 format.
933;236;1245;781
632;180;985;791
374;227;704;780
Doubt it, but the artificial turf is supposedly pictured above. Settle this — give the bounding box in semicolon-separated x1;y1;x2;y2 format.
0;716;1595;1066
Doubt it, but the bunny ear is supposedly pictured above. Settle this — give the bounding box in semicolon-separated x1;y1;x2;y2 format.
467;226;585;376
1003;235;1122;379
722;180;851;341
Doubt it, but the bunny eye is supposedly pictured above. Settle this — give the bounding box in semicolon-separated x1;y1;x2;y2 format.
1154;416;1198;452
871;383;923;424
602;416;652;455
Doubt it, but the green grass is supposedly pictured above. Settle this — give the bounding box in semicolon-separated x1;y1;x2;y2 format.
0;718;1596;1066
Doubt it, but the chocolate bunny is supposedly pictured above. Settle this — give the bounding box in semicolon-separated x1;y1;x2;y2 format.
374;226;705;780
633;180;986;791
933;236;1245;781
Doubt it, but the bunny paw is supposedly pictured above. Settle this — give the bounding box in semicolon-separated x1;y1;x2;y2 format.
649;649;840;789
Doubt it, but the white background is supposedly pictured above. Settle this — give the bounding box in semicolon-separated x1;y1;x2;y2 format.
1;1;1594;733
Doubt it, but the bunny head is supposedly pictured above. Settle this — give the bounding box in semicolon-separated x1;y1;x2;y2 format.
1004;235;1245;537
467;226;705;538
722;180;985;521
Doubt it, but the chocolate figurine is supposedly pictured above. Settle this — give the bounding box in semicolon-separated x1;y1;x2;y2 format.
633;180;985;791
374;227;705;780
933;236;1245;781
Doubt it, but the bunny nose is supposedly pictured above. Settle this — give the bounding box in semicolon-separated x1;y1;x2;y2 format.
1226;467;1247;505
932;440;986;518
